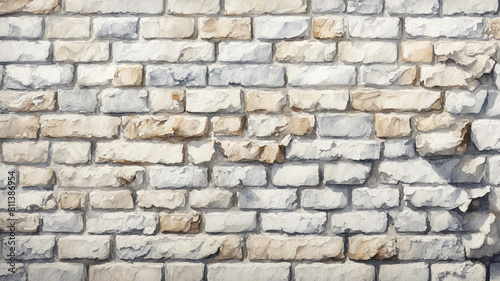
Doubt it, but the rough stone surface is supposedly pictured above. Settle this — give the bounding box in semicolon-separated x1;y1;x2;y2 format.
207;263;290;281
295;263;375;281
254;16;309;39
324;162;372;185
58;236;110;260
348;235;397;260
398;235;465;260
90;263;162;281
261;212;327;234
28;263;85;281
331;211;387;234
4;64;74;90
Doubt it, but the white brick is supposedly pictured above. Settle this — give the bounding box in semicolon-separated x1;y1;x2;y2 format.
41;212;83;233
379;263;429;281
190;189;233;209
58;236;110;260
405;17;484;38
0;17;43;38
166;263;204;281
443;0;498;15
0;41;50;62
113;41;214;62
261;212;327;234
339;41;398;63
272;164;319;187
348;17;400;38
295;263;375;281
225;0;306;14
218;42;272;63
65;0;164;14
205;212;257;233
386;0;439;14
96;141;183;164
168;0;220;14
287;65;356;86
254;16;309;39
352;187;400;209
213;165;267;187
301;188;348;210
238;188;297;210
208;263;290;281
150;166;208;188
87;212;156;234
4;64;74;90
331;211;387;234
46;17;90;39
186;89;241;113
29;263;85;281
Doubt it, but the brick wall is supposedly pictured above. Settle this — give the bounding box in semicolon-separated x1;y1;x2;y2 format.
1;0;500;280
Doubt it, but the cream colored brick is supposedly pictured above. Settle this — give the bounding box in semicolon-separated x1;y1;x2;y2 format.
160;213;201;233
40;115;120;139
60;192;86;210
46;17;90;39
53;41;109;62
52;141;91;164
0;115;38;139
2;141;48;164
199;18;251;40
212;116;244;136
149;89;185;113
245;90;286;113
0;91;55;112
313;16;346;39
112;64;143;87
96;141;183;164
141;17;195;39
402;41;434;63
19;166;55;188
375;114;412;138
89;190;134;209
122;115;208;139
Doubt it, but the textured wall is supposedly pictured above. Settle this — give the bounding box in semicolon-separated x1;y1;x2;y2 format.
1;0;500;280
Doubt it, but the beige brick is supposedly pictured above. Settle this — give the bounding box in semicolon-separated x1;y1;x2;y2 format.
312;16;346;39
46;17;90;39
348;235;397;260
487;18;500;39
275;41;336;63
0;91;55;112
0;115;38;139
247;235;344;260
141;17;195;39
160;212;202;233
90;263;162;281
53;41;109;62
245;90;286;113
58;166;144;188
375;114;412;138
199;18;251;40
122;115;208;139
112;64;143;87
0;213;39;233
19;166;55;188
96;141;183;164
2;141;48;164
402;41;434;63
168;0;220;14
225;0;307;14
0;0;59;14
137;190;186;209
89;190;134;209
212;116;244;136
149;89;185;113
60;192;86;210
52;141;91;164
40;115;120;139
218;140;284;164
351;88;442;112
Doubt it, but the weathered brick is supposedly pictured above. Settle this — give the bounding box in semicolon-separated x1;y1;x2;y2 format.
339;41;397;63
89;190;134;209
352;187;400;209
4;64;74;90
431;262;486;281
65;0;164;14
471;119;500;151
90;263;162;281
401;41;434;63
331;211;388;234
40;115;120;139
160;212;201;233
209;65;285;87
76;64;115;86
288;90;349;111
272;164;319;187
348;17;400;38
0;213;39;233
87;212;156;234
146;65;206;87
53;41;109;62
16;190;56;210
100;89;148;113
225;0;306;14
2;236;55;260
351;88;442;112
96;141;183;164
348;235;397;260
2;141;48;164
275;41;336;62
122;115;208;139
150;166;208;188
359;65;417;86
199;17;251;40
324;162;372;185
213;165;266;188
58;236;110;260
0;91;54;113
287;65;356;86
60;192;86;210
295;263;375;281
208;263;289;281
149;89;185;113
205;212;257;233
346;0;383;14
190;189;233;209
52;141;91;164
28;263;85;281
46;17;90;39
19;166;55;188
379;263;429;281
247;114;314;137
318;114;373;137
312;0;345;13
41;212;83;233
116;235;242;260
212;116;244;135
261;212;327;234
254;16;309;39
57;90;98;113
94;17;138;39
398;235;465;260
137;190;186;209
374;114;412;138
113;41;214;62
141;17;194;39
0;17;43;38
0;41;50;62
301;188;348;210
443;0;497;15
247;235;344;260
167;0;220;14
386;0;439;14
166;263;204;281
219;42;272;63
186;89;241;113
0;115;38;139
58;166;144;188
238;188;297;210
405;17;484;38
312;16;346;39
0;0;59;14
